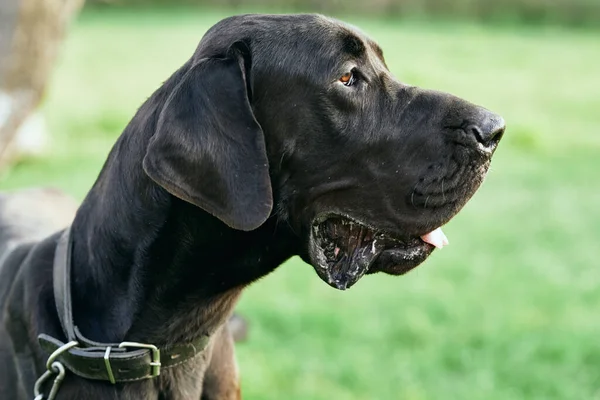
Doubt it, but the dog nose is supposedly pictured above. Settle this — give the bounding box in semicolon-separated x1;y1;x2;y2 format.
466;111;505;147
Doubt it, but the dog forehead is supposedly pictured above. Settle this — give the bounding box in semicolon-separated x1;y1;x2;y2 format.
254;15;383;79
197;14;373;72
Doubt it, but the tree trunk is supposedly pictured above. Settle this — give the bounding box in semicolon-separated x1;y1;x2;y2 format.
0;0;83;170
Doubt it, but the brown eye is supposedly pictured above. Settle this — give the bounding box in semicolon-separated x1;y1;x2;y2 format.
339;71;355;86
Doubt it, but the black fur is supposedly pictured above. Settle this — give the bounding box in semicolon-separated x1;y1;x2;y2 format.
0;14;504;399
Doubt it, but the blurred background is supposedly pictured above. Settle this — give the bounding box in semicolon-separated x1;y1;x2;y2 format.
0;0;599;399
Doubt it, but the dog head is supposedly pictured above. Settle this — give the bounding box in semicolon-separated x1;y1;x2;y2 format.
143;14;505;290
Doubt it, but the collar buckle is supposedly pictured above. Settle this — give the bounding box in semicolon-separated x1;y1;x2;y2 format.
119;341;161;378
104;342;161;385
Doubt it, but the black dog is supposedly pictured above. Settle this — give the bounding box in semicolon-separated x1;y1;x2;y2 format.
0;14;504;399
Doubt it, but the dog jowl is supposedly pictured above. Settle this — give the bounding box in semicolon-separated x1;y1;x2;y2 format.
146;14;505;290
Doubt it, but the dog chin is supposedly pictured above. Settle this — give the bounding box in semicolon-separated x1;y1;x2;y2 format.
308;216;436;290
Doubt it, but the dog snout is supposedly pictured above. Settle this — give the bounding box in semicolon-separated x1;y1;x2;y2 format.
398;89;505;151
466;110;505;148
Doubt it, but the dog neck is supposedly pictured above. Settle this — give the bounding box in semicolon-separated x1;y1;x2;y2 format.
67;72;297;347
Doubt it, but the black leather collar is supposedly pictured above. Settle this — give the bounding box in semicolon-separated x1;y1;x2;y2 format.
37;227;212;384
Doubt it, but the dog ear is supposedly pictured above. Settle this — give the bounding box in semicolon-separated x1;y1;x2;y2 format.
143;46;272;231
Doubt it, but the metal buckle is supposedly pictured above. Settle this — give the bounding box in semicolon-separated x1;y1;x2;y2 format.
119;341;161;378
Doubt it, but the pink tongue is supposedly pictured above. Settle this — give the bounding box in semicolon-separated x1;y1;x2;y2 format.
420;228;449;249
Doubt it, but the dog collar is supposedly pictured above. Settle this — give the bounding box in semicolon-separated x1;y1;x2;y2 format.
35;227;211;395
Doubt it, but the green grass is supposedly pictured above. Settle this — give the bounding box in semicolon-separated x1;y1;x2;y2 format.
2;8;600;399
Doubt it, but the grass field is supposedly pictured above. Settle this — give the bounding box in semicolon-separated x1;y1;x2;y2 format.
2;7;600;399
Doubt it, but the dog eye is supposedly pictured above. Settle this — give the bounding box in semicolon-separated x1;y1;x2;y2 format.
339;71;356;86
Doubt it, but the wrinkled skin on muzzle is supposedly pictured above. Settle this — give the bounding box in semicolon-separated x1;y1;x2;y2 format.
279;86;503;289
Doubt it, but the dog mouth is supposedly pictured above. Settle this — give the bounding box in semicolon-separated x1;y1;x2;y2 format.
309;216;448;290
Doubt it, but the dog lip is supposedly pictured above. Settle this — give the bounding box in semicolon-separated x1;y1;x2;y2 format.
308;214;441;290
371;242;434;275
311;212;443;242
311;212;397;238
